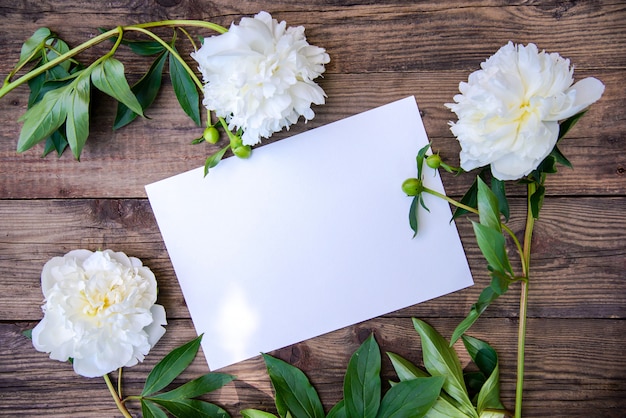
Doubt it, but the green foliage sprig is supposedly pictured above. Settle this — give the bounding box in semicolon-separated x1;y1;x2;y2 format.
1;22;247;170
402;111;587;417
242;319;509;418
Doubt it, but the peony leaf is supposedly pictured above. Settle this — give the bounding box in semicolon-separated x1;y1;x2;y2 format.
141;399;168;418
326;400;347;418
98;27;168;56
241;410;279;418
426;395;475;418
558;110;587;141
472;222;513;276
409;195;420;237
150;372;236;401
16;27;52;69
65;74;91;160
114;51;168;130
169;49;201;126
452;169;488;221
149;398;230;418
17;87;68;153
91;57;144;117
462;336;504;413
550;145;572;169
375;376;444;418
490;178;509;222
529;185;546;220
42;129;68;157
416;143;431;179
412;319;475;417
344;334;381;418
476;178;501;232
262;354;324;418
387;352;429;381
204;145;230;176
142;335;202;397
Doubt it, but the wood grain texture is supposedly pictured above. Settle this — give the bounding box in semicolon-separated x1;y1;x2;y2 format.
0;0;624;417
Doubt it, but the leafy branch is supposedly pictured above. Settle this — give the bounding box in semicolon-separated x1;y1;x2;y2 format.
2;21;246;169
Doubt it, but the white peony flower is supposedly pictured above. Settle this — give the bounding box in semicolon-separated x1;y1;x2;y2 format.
446;42;604;180
191;11;330;146
31;249;167;378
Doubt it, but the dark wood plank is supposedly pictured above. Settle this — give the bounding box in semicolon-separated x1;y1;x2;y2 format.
1;317;625;417
0;68;623;199
1;196;624;321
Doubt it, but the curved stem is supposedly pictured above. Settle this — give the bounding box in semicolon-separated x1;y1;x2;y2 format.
0;20;227;99
124;27;203;90
422;186;478;215
0;28;120;97
104;373;133;418
515;182;537;418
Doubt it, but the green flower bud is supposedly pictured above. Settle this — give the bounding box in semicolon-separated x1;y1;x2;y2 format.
402;178;422;196
233;145;252;159
426;154;442;169
203;126;220;144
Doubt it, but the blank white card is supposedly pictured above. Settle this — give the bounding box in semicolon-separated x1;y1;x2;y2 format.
146;96;473;370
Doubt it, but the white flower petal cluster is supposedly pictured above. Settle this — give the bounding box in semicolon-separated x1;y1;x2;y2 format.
446;42;604;180
191;11;330;146
32;249;167;378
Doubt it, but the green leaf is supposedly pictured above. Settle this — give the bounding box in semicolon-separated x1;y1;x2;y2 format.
65;74;91;159
241;410;279;418
148;398;230;418
558;110;587;141
169;50;201;126
472;222;513;276
490;179;509;222
326;400;347;418
142;335;203;397
387;352;429;381
101;28;169;56
17;87;68;153
476;178;501;232
376;376;445;418
412;319;475;417
343;334;381;418
425;396;474;418
550;145;572;169
22;329;33;339
91;57;144;117
42;129;69;157
114;51;168;129
46;38;71;72
452;169;487;221
262;354;324;418
17;27;52;67
204;145;230;176
151;373;236;401
141;399;168;418
416;143;431;179
450;285;501;344
529;185;545;219
462;336;504;413
409;195;420;238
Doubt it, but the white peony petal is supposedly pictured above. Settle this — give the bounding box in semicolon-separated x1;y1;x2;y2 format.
31;249;166;378
191;11;329;145
448;42;603;180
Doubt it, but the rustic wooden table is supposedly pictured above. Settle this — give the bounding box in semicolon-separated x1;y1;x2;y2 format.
0;1;624;417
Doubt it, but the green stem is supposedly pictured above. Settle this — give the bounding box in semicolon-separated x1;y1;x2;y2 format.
0;20;227;99
515;182;537;418
423;186;478;215
124;26;203;90
103;373;133;418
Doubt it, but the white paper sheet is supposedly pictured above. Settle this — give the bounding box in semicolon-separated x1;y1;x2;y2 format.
146;96;473;370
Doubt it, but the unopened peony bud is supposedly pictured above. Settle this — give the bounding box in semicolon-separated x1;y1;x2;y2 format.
203;126;220;144
402;178;422;196
426;154;442;169
233;145;252;159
